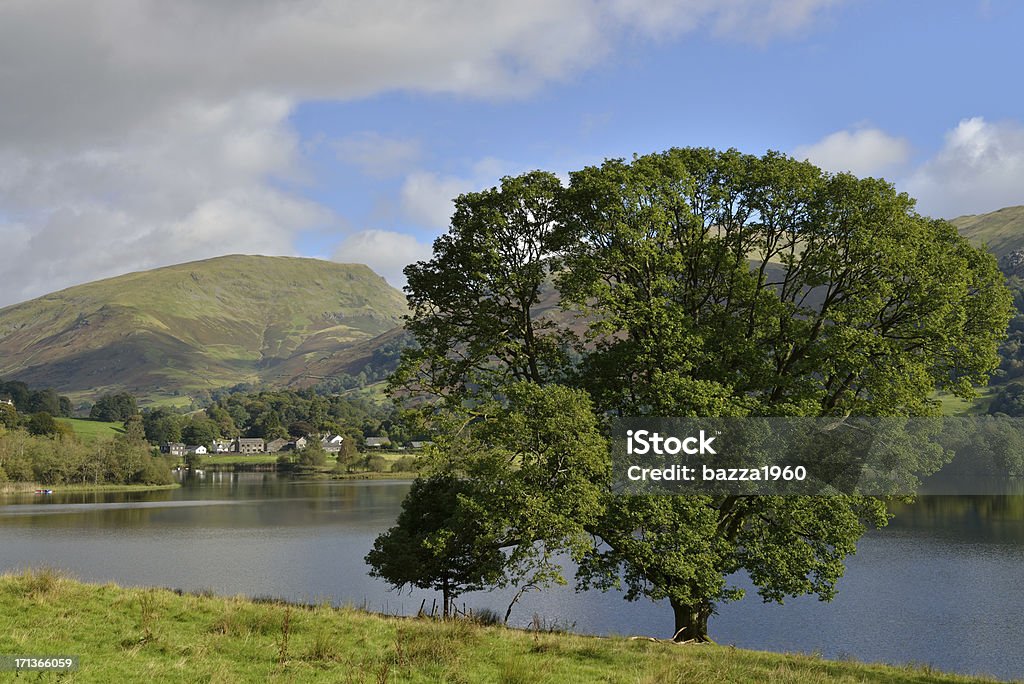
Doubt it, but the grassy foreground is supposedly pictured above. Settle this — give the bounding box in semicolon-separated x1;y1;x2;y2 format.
0;571;1001;684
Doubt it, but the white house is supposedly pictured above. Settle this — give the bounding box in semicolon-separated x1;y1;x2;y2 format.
320;434;344;453
186;445;208;455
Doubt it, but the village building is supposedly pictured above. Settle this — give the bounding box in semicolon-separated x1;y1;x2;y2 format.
185;445;208;456
292;436;308;451
265;438;289;453
364;437;391;449
320;434;344;453
160;442;187;457
212;439;233;453
235;437;265;454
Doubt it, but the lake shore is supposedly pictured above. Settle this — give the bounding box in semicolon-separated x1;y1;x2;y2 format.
0;569;1001;683
0;482;180;495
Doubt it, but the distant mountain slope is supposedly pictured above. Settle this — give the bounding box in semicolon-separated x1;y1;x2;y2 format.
0;255;408;403
951;205;1024;259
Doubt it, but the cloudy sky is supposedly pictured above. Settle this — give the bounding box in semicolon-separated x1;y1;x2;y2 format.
1;0;1022;306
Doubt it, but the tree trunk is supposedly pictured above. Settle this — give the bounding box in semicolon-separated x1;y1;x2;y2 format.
670;597;713;642
442;576;451;618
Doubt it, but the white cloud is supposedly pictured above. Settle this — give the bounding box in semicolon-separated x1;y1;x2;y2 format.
332;229;434;289
334;133;422;179
0;95;326;306
607;0;841;41
794;118;1024;219
904;117;1024;218
793;127;911;178
400;158;513;230
0;0;842;306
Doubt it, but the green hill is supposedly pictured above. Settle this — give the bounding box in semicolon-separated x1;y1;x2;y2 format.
0;255;408;405
951;205;1024;259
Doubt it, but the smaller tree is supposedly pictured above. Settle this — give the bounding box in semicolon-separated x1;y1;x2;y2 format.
181;417;218;447
335;437;360;472
366;454;388;472
296;440;327;467
122;415;147;443
0;403;18;430
89;393;138;422
366;475;504;617
27;412;59;437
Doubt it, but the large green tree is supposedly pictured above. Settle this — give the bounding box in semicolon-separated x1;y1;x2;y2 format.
557;149;1010;640
389;148;1011;641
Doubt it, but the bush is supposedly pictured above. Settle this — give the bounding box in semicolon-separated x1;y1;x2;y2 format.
297;444;326;467
134;455;174;485
367;455;389;473
27;412;58;436
392;455;418;472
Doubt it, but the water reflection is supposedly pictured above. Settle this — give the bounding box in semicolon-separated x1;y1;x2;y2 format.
2;476;1023;680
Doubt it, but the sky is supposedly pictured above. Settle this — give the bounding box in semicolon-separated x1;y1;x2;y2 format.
1;0;1023;307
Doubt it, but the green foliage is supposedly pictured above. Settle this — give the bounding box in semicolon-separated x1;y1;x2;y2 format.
0;379;72;416
296;441;327;467
988;381;1024;416
90;392;138;422
0;402;19;429
182;415;219;447
366;475;506;616
393;148;1012;642
209;388;387;442
366;454;388;472
142;408;183;444
122;415;147;443
27;412;59;437
393;170;571;404
392;455;418;472
0;425;171;486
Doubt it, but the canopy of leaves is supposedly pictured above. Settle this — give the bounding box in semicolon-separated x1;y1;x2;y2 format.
388;147;1012;641
365;474;505;616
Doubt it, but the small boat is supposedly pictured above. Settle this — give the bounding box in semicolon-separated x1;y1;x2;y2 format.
34;489;53;495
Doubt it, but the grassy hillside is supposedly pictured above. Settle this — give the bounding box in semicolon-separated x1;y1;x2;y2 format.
951;205;1024;259
56;417;124;443
0;570;998;684
0;255;407;404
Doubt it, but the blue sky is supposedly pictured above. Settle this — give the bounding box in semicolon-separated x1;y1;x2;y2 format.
1;0;1022;304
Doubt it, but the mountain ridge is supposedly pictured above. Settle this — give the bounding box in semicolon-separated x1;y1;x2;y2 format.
0;254;408;405
5;205;1024;408
950;205;1024;258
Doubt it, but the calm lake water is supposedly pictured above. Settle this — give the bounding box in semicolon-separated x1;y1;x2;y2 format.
2;473;1023;681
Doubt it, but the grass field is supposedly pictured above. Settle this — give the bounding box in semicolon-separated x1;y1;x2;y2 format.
202;454;282;466
934;387;996;417
56;418;124;443
0;570;999;684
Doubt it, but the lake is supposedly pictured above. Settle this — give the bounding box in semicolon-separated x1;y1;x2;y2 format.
2;472;1022;681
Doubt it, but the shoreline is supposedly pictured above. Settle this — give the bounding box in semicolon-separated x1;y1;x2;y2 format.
0;482;181;495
